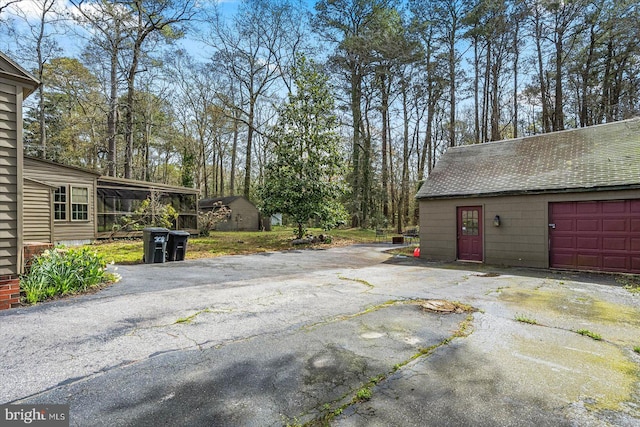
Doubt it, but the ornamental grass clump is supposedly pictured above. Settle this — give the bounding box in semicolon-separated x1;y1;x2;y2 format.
21;247;116;304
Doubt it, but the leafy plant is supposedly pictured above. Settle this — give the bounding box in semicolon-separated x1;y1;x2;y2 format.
515;314;538;325
623;284;640;294
355;387;372;401
119;190;178;231
21;247;117;304
633;346;640;354
575;329;602;341
197;201;231;236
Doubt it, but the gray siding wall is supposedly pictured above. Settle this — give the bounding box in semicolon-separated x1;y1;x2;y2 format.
24;179;53;242
0;80;20;275
419;189;640;268
23;157;97;244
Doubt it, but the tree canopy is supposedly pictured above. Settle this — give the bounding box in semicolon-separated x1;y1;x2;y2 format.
2;0;639;230
259;55;346;238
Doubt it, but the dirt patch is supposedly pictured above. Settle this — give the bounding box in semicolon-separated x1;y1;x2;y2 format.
475;272;501;278
419;300;475;314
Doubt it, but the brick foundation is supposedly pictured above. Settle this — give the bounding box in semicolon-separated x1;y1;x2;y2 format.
0;276;20;310
23;242;54;272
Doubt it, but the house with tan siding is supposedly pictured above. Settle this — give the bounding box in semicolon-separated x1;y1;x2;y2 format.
23;177;56;243
23;156;100;245
0;52;39;275
0;51;39;309
417;118;640;274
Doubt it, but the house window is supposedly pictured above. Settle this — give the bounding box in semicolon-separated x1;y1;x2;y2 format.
461;209;479;236
54;186;67;221
71;187;89;221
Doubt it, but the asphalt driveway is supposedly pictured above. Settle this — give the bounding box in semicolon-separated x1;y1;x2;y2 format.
1;245;639;426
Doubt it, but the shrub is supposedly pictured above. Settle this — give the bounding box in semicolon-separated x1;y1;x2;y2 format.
21;247;117;304
198;201;231;236
119;197;178;231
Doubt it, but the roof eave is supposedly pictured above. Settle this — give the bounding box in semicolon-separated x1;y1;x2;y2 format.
416;184;640;200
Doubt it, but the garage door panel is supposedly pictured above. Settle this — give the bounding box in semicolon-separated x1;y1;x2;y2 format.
576;219;599;232
602;256;628;270
551;253;575;267
601;201;625;213
576;254;601;268
551;203;575;215
576;237;599;249
576;202;599;214
550;200;640;274
603;219;627;232
603;237;627;251
554;219;574;231
553;236;575;249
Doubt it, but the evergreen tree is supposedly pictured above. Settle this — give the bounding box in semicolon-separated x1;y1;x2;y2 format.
259;56;346;239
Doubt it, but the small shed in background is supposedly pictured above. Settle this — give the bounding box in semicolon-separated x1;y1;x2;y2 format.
199;196;263;231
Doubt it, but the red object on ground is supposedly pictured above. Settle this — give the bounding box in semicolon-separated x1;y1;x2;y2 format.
413;247;420;257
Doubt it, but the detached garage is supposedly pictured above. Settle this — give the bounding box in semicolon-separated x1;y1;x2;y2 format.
417;118;640;274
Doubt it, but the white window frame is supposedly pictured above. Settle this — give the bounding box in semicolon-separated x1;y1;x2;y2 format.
54;185;67;222
70;186;90;222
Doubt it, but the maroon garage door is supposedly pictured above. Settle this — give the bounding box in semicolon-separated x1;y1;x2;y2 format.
549;200;640;273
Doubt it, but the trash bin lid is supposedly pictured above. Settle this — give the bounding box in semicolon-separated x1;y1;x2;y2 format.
143;227;170;233
168;230;190;236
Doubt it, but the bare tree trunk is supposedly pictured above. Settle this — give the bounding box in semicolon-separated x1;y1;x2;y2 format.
230;110;239;195
553;36;564;131
379;71;390;219
473;36;480;144
398;81;410;234
513;19;519;138
243;100;255;198
350;68;363;227
533;11;551;133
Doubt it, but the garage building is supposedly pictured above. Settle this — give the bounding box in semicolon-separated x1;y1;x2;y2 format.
416;118;640;274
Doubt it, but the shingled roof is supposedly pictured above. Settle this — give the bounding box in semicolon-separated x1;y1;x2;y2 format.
416;118;640;199
199;196;254;209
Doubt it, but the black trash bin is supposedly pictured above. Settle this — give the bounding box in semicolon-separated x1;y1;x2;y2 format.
143;227;170;263
166;230;190;261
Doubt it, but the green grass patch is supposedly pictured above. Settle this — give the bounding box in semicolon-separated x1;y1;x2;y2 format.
575;329;602;341
175;308;211;324
514;314;539;325
616;275;640;294
354;387;372;402
85;228;380;264
633;346;640;354
338;275;374;289
623;285;640;294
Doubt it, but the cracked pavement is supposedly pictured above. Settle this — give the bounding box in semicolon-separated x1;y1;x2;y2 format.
1;245;639;426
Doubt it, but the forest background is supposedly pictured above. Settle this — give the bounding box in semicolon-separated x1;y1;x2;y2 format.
1;0;638;231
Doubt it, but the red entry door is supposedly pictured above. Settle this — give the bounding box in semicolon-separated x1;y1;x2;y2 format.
457;206;483;261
